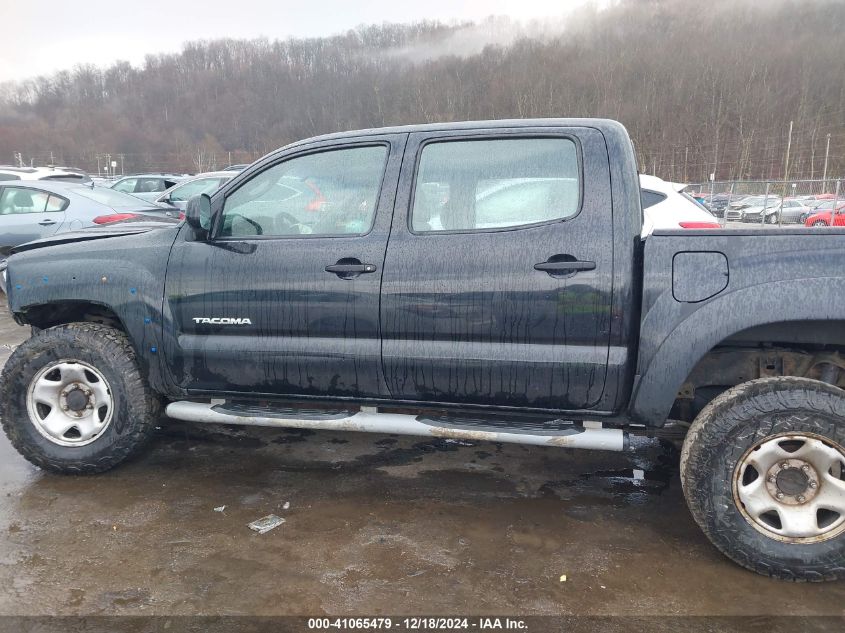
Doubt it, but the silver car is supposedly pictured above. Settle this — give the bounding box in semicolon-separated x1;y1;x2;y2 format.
726;195;782;221
0;181;173;256
109;174;186;202
742;199;812;224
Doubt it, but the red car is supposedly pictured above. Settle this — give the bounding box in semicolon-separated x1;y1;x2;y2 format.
804;202;845;226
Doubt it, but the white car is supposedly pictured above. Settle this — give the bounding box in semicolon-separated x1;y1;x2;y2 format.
640;174;720;236
0;165;91;184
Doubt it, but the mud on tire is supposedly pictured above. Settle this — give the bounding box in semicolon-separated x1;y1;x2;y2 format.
681;376;845;581
0;323;161;474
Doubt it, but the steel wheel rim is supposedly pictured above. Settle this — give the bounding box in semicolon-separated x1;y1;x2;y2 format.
25;359;114;447
733;432;845;544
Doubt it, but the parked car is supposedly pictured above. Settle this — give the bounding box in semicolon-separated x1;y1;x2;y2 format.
703;192;733;217
742;199;811;224
804;201;845;226
223;164;250;172
0;166;91;184
726;195;782;221
0;181;174;256
153;172;235;211
4;119;845;582
806;199;829;209
109;174;186;201
640;175;720;234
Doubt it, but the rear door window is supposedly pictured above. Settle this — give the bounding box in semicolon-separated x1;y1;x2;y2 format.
0;187;50;214
137;178;167;193
410;138;580;232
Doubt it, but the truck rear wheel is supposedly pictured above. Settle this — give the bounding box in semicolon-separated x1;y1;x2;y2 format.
0;323;161;474
681;376;845;581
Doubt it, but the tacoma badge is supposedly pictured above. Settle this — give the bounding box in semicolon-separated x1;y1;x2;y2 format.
192;317;253;325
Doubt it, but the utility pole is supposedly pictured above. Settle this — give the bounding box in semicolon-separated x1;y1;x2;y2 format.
783;120;793;183
684;146;689;183
822;133;832;192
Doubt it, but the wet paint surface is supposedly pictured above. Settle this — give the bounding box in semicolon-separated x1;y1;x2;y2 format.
0;314;843;617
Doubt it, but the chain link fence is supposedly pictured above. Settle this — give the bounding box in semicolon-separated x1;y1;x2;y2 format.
685;178;844;228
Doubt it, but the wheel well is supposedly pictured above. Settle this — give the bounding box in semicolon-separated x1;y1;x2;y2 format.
20;302;125;333
671;320;845;422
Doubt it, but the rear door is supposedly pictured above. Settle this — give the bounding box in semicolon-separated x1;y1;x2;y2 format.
164;134;405;398
380;127;614;411
0;186;67;255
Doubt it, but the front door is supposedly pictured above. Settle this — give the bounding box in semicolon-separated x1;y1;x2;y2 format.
380;128;614;411
164;135;405;399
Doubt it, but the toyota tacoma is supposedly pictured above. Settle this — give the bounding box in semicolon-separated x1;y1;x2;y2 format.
1;119;844;581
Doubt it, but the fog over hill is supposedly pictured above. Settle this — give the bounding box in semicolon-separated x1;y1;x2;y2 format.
1;0;843;182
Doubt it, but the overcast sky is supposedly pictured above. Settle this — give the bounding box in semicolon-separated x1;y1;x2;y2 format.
1;0;590;82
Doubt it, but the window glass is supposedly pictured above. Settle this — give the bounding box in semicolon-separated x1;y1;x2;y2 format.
220;145;387;238
168;177;226;202
680;191;715;214
641;189;667;209
137;178;166;193
41;174;87;182
112;178;137;193
0;174;20;181
0;187;50;215
411;138;579;232
46;195;67;212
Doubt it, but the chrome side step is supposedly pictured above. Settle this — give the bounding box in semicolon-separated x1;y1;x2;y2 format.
164;401;628;452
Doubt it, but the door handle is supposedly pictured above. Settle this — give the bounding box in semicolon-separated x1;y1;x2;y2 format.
325;261;377;278
38;219;57;226
534;260;596;274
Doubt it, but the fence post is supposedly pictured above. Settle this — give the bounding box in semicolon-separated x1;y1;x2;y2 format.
760;182;770;226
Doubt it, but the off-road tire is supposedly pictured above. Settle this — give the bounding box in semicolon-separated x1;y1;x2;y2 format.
681;376;845;581
0;323;161;474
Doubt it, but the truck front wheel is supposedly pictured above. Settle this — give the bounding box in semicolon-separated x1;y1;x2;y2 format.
681;376;845;581
0;323;161;474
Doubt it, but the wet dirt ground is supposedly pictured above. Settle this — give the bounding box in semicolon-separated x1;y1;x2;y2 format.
0;307;843;619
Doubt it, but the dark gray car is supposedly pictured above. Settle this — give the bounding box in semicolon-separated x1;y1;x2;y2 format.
0;181;174;255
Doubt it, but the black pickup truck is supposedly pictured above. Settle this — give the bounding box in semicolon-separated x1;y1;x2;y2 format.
2;119;844;581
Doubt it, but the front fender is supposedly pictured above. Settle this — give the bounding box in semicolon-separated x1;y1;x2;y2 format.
6;227;180;395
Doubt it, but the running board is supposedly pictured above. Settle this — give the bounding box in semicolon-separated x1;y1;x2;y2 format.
164;401;628;452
